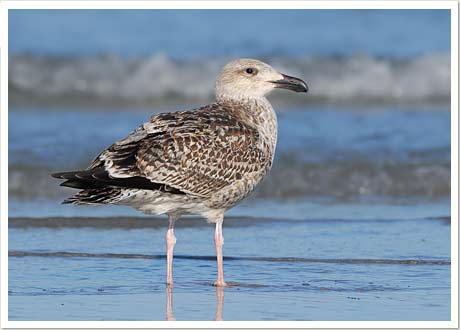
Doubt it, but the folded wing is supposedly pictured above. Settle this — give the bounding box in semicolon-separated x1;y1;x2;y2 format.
52;104;269;197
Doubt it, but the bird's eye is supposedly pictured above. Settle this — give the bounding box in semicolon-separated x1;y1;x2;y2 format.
245;68;257;75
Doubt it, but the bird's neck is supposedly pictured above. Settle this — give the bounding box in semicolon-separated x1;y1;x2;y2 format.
218;96;278;150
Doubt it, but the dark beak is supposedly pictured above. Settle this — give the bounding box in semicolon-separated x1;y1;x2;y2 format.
271;73;308;93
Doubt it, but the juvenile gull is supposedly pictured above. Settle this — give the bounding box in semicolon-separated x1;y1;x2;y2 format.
52;58;308;287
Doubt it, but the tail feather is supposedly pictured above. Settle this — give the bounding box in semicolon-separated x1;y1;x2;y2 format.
63;187;129;205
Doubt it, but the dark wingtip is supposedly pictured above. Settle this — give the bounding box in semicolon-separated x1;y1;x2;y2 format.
51;171;79;180
60;180;74;188
51;171;73;179
60;180;91;189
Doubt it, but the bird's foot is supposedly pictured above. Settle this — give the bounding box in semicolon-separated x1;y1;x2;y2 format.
213;280;228;287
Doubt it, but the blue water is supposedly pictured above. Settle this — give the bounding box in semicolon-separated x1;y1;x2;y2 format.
9;217;451;320
9;106;451;167
8;106;451;207
9;10;450;58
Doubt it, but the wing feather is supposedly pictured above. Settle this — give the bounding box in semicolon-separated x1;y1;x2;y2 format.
83;103;269;196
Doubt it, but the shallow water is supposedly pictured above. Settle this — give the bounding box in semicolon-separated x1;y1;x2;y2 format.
9;214;450;321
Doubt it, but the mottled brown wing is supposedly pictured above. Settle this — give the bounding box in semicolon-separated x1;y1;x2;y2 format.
88;104;269;197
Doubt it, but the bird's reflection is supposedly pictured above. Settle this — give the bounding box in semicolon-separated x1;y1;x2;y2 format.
214;286;225;321
166;285;176;321
165;284;225;321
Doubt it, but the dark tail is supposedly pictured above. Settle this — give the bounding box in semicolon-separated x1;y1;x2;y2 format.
51;169;185;192
51;170;106;190
51;170;127;204
61;187;127;205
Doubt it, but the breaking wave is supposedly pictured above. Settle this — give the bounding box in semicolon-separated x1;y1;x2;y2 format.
9;52;450;106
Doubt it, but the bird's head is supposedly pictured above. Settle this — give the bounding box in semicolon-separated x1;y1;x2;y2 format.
214;58;308;101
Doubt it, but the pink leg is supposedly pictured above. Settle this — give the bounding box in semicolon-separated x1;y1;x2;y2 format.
213;221;227;287
166;216;177;286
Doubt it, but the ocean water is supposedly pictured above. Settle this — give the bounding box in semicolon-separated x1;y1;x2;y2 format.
9;106;450;207
9;53;451;106
9;10;450;58
8;9;452;322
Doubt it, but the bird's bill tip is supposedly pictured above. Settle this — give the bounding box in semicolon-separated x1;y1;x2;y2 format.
270;74;308;93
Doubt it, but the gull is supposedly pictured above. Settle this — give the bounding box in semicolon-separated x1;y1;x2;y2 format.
52;58;308;287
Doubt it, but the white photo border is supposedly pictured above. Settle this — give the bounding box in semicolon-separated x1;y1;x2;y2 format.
1;1;458;328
